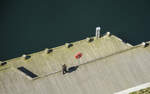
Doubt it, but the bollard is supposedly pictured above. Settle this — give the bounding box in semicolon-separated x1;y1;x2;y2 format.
141;42;146;48
0;61;7;66
22;54;30;60
65;43;72;48
106;32;110;37
86;37;91;42
44;48;52;54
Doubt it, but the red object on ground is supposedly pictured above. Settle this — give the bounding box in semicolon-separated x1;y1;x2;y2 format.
75;52;82;59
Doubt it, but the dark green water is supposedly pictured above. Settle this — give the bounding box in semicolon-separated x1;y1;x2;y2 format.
0;0;150;60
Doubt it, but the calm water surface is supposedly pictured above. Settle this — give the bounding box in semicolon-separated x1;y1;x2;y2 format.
0;0;150;60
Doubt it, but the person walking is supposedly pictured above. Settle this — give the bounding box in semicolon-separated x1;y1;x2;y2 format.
62;64;67;75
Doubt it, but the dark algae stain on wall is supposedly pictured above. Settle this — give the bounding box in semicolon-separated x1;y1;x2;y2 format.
0;0;150;60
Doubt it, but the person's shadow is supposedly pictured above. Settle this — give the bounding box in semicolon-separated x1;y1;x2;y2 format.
67;66;78;73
